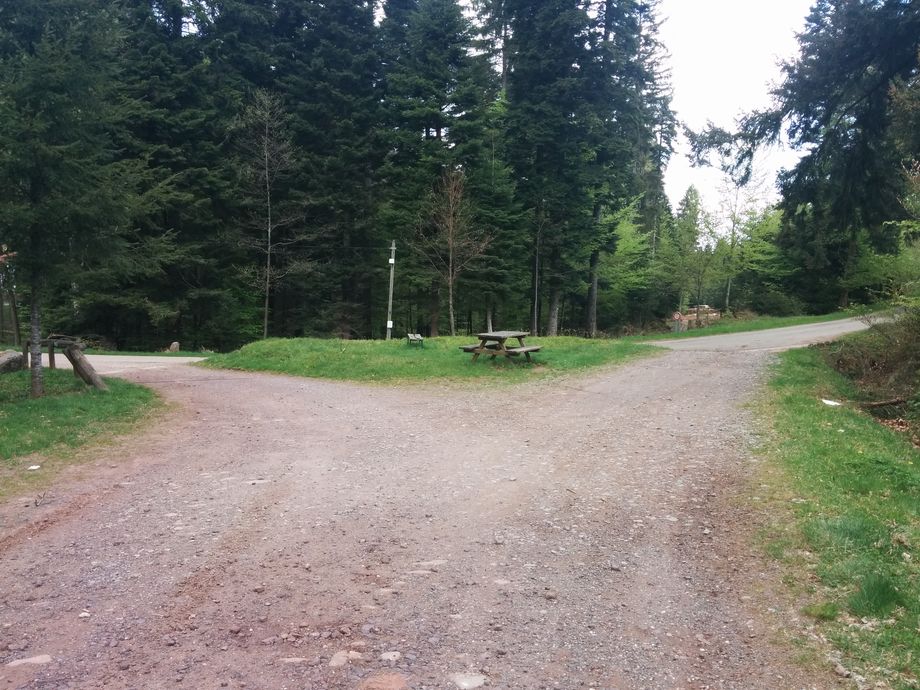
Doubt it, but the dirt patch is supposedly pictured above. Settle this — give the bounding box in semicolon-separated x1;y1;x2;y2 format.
0;355;839;689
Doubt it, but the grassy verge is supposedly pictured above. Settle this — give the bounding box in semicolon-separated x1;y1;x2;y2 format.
641;309;865;341
201;335;659;383
0;370;158;500
759;348;919;688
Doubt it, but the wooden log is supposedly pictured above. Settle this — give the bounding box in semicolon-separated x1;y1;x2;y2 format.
63;344;108;391
861;397;907;409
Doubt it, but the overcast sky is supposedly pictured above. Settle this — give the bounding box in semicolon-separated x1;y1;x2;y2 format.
657;0;815;211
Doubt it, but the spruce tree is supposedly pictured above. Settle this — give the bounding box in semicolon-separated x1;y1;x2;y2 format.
274;0;381;337
726;0;920;309
505;0;595;334
0;0;146;394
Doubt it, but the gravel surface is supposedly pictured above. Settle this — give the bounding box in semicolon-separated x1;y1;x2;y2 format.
0;326;854;689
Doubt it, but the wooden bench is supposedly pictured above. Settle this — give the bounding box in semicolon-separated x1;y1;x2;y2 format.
505;345;542;362
407;333;424;347
459;344;479;353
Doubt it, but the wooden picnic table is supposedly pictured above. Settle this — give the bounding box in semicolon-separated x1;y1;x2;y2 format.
459;330;542;362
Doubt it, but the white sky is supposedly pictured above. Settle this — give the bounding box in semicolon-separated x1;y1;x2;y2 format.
658;0;815;212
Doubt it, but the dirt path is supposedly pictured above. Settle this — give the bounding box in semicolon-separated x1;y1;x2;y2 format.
0;325;858;690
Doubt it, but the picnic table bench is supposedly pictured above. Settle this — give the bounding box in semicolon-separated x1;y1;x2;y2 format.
406;333;424;347
460;330;542;362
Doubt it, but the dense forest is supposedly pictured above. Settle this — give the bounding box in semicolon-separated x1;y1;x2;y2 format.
0;0;918;352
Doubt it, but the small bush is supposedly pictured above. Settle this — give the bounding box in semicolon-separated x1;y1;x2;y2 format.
752;288;807;316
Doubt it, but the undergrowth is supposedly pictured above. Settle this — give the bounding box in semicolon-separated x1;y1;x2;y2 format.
761;346;919;688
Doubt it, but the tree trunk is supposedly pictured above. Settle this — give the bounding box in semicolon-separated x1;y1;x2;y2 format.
586;249;600;338
429;278;440;337
546;286;561;336
29;272;43;398
485;305;493;333
500;22;510;92
263;219;271;339
530;229;541;335
10;288;21;346
447;278;456;336
64;345;108;391
724;276;733;313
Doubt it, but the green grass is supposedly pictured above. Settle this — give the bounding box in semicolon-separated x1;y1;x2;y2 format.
0;369;158;500
640;309;864;341
201;335;659;383
760;347;919;688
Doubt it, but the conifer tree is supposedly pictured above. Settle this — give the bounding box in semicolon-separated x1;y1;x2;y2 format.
505;0;595;335
0;0;145;394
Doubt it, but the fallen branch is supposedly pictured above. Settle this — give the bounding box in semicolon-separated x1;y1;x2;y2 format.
861;397;907;409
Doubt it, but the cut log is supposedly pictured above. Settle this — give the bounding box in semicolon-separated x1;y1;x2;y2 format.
63;345;108;391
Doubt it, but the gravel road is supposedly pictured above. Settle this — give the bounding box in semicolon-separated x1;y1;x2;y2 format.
0;322;862;690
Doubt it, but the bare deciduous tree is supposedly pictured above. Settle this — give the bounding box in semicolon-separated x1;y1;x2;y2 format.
236;90;306;339
414;169;491;336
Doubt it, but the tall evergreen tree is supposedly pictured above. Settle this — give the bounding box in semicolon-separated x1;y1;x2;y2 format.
505;0;595;335
0;0;148;394
379;0;510;336
701;0;920;309
90;0;257;351
582;0;675;335
274;0;381;337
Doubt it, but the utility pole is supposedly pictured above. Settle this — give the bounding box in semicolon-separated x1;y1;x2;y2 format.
385;240;396;340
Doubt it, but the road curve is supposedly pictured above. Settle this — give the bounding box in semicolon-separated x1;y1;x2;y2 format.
653;316;869;352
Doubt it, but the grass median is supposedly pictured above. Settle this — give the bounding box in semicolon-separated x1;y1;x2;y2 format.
759;347;919;688
0;369;158;500
201;335;659;383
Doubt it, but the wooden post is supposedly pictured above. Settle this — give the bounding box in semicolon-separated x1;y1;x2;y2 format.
48;342;55;369
385;240;396;341
63;345;108;391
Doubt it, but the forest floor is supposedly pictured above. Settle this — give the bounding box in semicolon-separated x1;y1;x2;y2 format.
0;320;870;690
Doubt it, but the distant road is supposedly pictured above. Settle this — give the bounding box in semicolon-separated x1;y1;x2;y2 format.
40;353;204;375
653;316;870;352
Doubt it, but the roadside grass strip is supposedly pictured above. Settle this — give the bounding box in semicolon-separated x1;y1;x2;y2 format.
201;335;659;383
763;348;919;687
0;370;157;498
